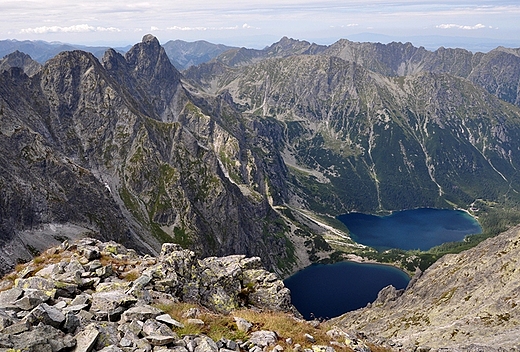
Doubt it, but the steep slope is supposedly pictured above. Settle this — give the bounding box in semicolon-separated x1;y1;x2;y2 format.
323;40;520;108
0;50;41;76
211;37;520;108
213;36;327;68
186;54;520;214
333;224;520;350
0;35;309;276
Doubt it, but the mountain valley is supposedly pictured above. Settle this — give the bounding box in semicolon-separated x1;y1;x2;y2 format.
1;34;520;351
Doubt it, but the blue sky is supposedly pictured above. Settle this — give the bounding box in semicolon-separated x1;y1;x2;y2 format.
1;1;519;50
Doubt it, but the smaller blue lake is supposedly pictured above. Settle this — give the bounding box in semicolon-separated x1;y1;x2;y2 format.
284;261;409;320
337;208;482;251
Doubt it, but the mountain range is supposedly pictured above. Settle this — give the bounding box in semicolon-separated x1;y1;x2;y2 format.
2;35;520;279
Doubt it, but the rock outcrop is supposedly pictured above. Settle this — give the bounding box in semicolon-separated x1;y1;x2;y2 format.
333;224;520;351
0;238;373;352
0;34;306;276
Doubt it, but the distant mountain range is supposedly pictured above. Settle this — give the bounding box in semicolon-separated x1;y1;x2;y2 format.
0;38;234;70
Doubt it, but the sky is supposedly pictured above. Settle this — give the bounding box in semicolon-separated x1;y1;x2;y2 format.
1;0;519;50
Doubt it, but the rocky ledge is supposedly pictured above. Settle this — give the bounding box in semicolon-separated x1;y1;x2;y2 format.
0;238;371;352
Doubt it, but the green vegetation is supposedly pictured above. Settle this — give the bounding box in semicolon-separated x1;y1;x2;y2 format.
173;226;192;248
153;301;336;350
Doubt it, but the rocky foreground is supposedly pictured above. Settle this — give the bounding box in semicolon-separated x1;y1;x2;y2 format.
0;238;373;352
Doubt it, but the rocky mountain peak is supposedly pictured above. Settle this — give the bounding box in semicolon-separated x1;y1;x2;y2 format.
124;34;177;76
0;50;41;77
101;47;125;70
142;33;160;44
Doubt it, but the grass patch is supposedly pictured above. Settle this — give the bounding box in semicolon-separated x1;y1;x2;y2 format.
152;302;349;350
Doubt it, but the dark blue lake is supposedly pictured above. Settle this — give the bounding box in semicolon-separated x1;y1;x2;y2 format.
284;261;409;320
337;208;482;251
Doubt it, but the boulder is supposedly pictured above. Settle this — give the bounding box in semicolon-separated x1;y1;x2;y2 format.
0;287;23;308
14;288;50;310
121;304;163;322
234;316;253;332
73;323;99;352
25;303;65;328
142;318;177;337
144;335;176;346
9;324;75;352
249;330;278;348
156;313;185;328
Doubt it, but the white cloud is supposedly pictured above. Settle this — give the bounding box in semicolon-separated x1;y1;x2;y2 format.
165;24;256;31
436;23;488;30
20;24;120;34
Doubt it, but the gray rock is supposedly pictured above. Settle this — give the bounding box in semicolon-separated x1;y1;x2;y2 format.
15;277;55;293
156;313;185;328
63;303;89;313
170;347;189;352
249;331;278;348
85;259;103;272
186;318;205;326
0;287;23;308
135;337;153;351
73;323;99;352
311;346;335;352
63;311;80;333
53;300;67;310
25;303;65;328
1;320;30;335
96;265;113;279
0;310;14;331
90;290;137;318
234;317;253;332
120;336;133;347
9;324;74;352
70;293;92;306
95;322;121;350
79;246;101;261
142;318;176;337
145;335;177;346
372;285;404;306
121;305;163;322
98;346;124;352
194;335;218;352
182;307;201;318
14;288;50;310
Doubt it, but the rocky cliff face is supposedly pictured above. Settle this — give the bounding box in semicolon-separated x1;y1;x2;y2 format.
0;35;320;276
186;50;520;214
333;224;520;351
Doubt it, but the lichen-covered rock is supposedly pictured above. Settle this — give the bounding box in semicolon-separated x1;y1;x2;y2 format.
0;238;307;352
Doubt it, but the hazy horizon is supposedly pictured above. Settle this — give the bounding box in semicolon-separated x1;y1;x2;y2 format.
1;1;519;51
